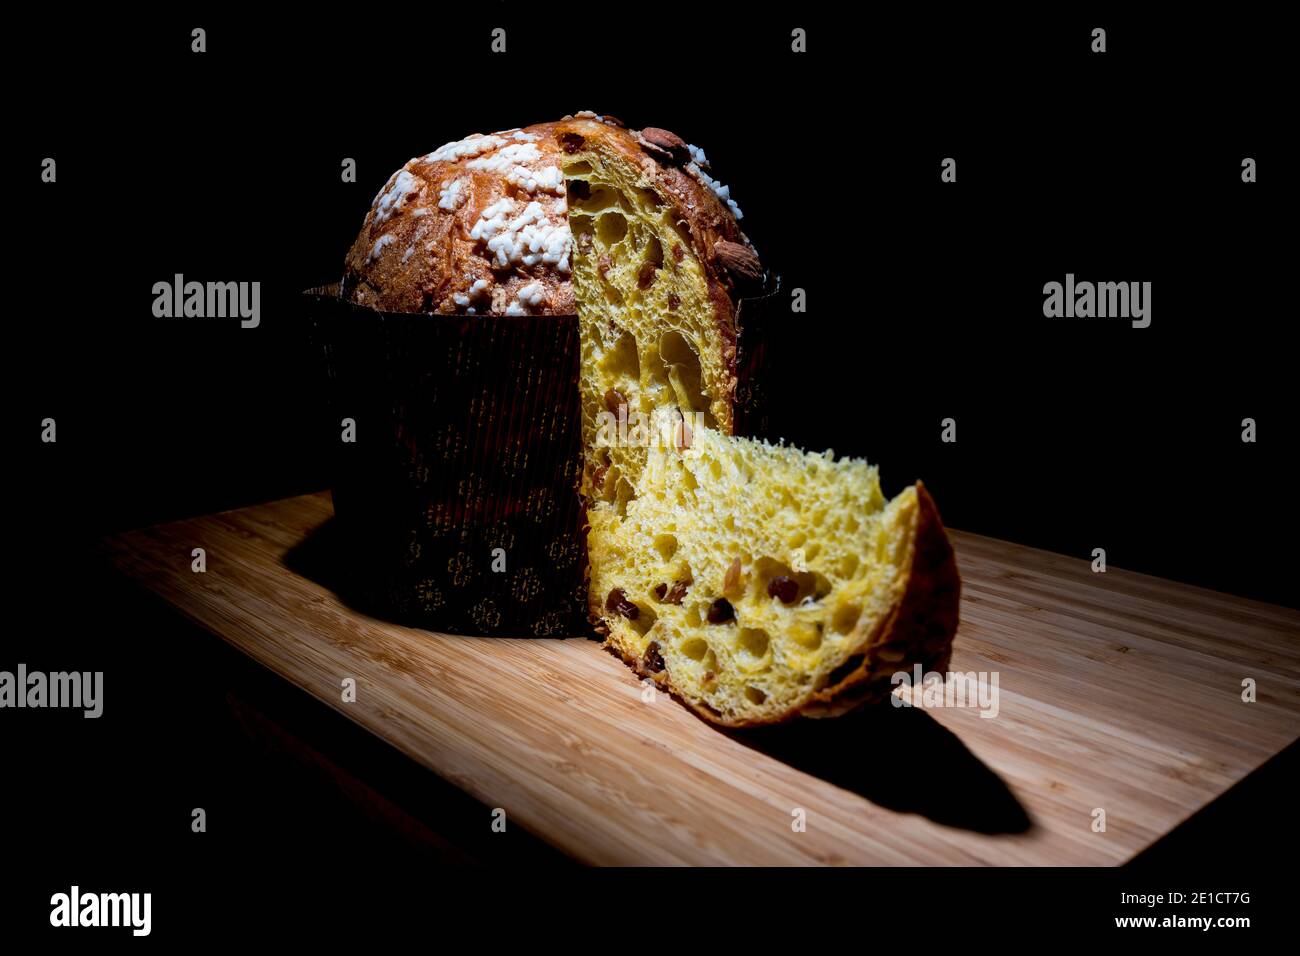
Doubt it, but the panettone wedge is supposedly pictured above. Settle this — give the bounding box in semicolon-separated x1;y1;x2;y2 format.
587;427;960;726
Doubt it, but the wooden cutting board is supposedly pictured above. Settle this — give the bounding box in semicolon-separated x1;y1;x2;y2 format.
103;492;1300;865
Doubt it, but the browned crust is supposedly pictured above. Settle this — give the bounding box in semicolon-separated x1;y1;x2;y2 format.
601;481;962;728
343;121;578;316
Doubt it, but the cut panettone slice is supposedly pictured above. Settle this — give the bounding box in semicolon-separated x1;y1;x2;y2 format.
587;423;960;726
559;120;752;510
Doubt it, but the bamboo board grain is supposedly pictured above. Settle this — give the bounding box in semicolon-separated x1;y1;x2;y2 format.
104;492;1300;865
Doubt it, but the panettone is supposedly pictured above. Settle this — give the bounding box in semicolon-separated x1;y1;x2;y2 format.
341;113;959;724
588;427;960;726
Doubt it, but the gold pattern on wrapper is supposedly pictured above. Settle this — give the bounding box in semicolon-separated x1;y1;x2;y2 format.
511;567;543;603
471;599;502;632
448;552;476;588
305;285;587;637
303;277;782;638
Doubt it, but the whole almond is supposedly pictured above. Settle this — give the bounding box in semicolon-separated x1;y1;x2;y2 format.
639;127;690;165
713;240;763;285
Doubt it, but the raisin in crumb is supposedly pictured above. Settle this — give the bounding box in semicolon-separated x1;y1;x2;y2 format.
643;642;666;673
605;588;639;620
604;387;628;415
767;575;798;604
707;597;735;624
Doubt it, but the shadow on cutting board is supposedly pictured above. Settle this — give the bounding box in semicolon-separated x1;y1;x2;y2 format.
283;516;397;622
731;705;1033;835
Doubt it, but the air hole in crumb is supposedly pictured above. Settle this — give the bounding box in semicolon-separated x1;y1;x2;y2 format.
630;605;657;637
744;686;767;705
658;330;716;427
599;330;640;382
571;217;595;250
579;186;619;213
645;236;663;267
670;218;693;253
596;212;627;245
654;534;678;561
831;602;862;634
737;628;770;659
680;637;709;661
659;329;698;366
614;475;636;516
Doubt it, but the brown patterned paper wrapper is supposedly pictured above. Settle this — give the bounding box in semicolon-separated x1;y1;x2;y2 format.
305;285;587;637
304;276;783;638
733;273;784;441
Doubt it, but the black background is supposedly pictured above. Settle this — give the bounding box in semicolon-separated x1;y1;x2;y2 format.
7;6;1295;941
16;11;1292;605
